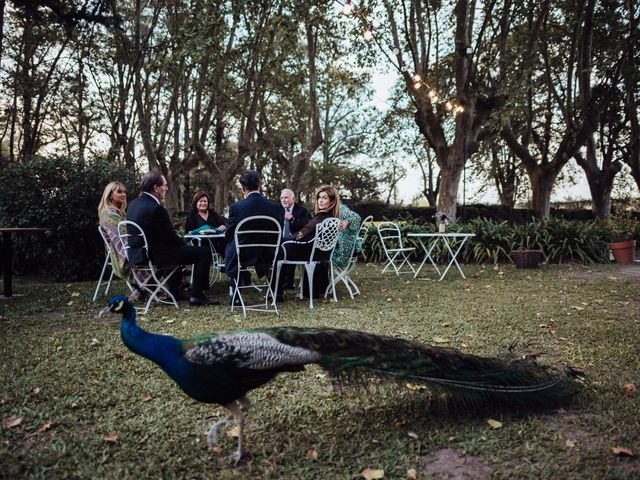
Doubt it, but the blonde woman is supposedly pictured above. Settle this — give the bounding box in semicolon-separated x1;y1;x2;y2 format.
98;181;130;281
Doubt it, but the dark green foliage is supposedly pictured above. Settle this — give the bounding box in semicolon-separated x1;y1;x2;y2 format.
0;155;139;280
351;201;598;224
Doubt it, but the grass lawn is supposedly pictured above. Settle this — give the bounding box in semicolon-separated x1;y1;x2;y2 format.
1;263;639;479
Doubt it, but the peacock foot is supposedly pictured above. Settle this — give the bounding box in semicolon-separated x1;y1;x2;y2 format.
228;448;250;466
207;414;233;449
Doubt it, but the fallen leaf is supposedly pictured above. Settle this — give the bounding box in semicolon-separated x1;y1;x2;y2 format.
611;446;635;457
487;419;502;429
141;396;152;402
27;421;52;437
361;468;385;479
571;306;584;311
407;468;417;480
211;446;223;454
3;416;23;429
165;319;175;324
66;301;74;306
407;431;419;439
226;426;240;438
90;338;99;346
623;383;636;397
432;337;449;343
104;434;118;443
32;388;41;395
307;447;318;460
565;439;576;448
70;292;80;297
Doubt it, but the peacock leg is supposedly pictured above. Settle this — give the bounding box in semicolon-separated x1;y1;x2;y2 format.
206;414;233;449
225;397;251;465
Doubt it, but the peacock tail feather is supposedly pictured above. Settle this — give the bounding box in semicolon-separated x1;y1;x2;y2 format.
261;326;581;409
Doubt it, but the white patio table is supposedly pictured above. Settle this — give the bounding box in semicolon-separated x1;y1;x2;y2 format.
184;232;226;285
407;232;475;281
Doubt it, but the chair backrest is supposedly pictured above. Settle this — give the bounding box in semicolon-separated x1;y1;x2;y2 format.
310;217;341;261
352;215;374;256
98;225;113;255
377;221;404;250
118;220;149;265
234;215;282;265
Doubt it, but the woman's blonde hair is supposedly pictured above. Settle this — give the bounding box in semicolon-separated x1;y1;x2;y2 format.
314;185;340;217
98;181;127;219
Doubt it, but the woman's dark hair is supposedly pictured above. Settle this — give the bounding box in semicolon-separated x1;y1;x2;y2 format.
191;190;210;211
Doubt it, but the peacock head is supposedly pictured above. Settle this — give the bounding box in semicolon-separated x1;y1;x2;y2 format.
101;295;134;317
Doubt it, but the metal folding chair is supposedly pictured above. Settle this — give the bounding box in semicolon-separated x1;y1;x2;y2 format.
231;216;282;317
325;215;373;299
276;217;341;309
93;226;116;301
117;220;179;314
377;221;416;275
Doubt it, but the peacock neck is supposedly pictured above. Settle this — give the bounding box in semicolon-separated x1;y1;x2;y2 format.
120;315;183;375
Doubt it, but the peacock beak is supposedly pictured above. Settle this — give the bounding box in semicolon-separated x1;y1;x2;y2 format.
98;305;111;317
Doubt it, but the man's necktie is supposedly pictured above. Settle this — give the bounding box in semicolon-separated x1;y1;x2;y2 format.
283;208;292;238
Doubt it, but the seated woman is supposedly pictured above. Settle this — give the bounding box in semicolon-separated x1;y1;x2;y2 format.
276;185;340;300
98;181;141;300
185;190;227;254
332;203;362;271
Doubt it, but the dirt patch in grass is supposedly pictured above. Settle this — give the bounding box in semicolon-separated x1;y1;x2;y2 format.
419;448;492;479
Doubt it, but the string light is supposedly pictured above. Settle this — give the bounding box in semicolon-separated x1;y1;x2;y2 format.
364;23;374;41
338;0;463;116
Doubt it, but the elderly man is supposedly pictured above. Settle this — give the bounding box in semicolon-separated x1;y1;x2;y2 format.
224;170;283;302
279;188;310;289
126;171;220;307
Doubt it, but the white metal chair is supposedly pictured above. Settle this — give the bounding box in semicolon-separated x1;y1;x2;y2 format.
325;215;373;299
231;216;282;317
93;225;133;301
276;217;341;309
377;221;416;275
117;220;179;314
93;226;116;301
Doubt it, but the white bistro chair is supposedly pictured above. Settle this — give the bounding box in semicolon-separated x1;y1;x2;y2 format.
117;220;179;314
377;221;416;276
93;226;116;301
325;215;373;299
231;216;282;317
276;217;341;309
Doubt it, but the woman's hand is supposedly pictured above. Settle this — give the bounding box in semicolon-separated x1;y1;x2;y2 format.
218;225;227;232
339;220;349;231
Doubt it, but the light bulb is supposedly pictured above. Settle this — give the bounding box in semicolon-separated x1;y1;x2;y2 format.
342;0;353;15
455;105;465;114
413;74;421;82
413;82;422;90
364;24;373;41
445;101;453;111
428;90;438;102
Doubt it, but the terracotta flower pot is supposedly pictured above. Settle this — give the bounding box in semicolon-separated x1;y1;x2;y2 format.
511;249;543;268
609;239;636;264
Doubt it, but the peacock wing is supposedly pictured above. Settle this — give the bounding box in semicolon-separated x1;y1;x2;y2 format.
182;331;321;369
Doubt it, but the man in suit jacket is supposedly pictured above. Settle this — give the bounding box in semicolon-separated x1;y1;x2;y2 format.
279;188;310;289
224;170;283;295
126;171;220;307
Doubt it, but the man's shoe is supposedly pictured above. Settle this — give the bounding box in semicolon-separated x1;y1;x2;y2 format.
275;294;285;303
189;295;221;306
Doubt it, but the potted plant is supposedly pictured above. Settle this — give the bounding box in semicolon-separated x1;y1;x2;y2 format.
432;211;449;233
607;212;638;264
510;220;545;268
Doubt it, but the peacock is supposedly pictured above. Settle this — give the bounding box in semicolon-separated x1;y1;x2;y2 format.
103;295;581;464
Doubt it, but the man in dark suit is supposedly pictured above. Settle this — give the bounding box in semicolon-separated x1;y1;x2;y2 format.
126;171;220;307
224;170;283;299
279;188;310;289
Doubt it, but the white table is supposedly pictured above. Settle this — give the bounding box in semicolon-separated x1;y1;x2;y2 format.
407;232;475;280
184;232;226;285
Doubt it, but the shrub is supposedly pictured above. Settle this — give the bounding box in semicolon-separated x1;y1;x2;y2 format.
0;155;139;280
